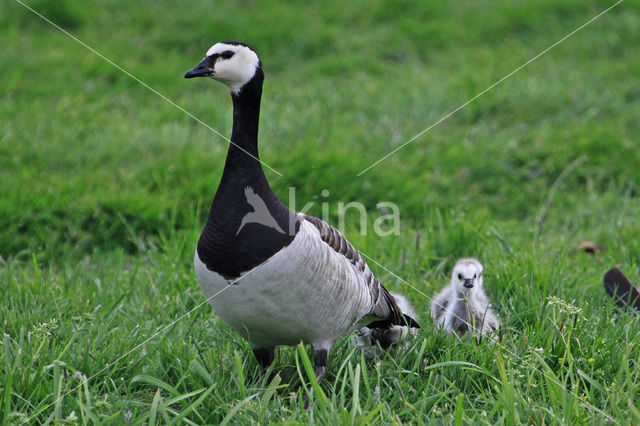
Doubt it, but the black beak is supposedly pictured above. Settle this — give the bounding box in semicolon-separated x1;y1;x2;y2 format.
464;279;474;289
184;57;211;79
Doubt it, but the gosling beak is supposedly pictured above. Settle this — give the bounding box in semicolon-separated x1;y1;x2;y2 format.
463;279;474;289
185;57;211;79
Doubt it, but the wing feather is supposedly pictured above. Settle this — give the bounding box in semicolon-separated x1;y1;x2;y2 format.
303;215;420;328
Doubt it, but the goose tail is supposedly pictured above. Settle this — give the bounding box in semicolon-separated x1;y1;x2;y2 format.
389;291;421;329
367;287;421;329
356;289;419;356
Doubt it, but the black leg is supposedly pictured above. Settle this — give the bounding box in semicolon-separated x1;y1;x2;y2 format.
252;347;275;372
313;348;328;382
303;347;329;410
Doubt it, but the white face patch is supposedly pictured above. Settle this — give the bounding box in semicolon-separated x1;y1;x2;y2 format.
205;42;260;94
451;258;484;292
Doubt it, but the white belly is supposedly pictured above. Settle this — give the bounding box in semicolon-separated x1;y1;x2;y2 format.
194;220;373;348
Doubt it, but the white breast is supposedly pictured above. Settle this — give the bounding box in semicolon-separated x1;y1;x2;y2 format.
194;219;375;348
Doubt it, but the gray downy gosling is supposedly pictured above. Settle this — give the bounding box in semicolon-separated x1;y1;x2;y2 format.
431;258;499;339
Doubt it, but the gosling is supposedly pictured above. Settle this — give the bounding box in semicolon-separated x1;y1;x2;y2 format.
431;258;499;340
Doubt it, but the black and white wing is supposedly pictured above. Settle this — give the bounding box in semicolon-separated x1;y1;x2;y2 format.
303;215;420;329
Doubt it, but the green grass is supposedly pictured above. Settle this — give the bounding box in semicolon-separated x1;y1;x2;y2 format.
1;0;640;423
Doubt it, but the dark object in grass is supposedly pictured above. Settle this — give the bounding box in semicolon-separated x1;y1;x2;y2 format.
603;267;640;313
577;240;603;255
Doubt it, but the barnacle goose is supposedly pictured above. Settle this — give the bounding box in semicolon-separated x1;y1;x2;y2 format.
185;41;420;386
431;258;500;339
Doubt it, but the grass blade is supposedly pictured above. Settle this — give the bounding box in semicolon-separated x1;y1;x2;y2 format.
164;388;206;407
190;360;214;386
2;370;13;426
219;394;259;426
169;385;215;425
350;363;361;422
296;344;328;411
261;373;282;406
628;399;640;422
233;350;246;400
495;352;518;423
77;400;102;425
131;375;179;397
361;402;384;425
53;360;63;423
454;393;464;426
149;388;162;426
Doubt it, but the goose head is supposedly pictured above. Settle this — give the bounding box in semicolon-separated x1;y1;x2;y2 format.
451;258;484;294
184;41;261;94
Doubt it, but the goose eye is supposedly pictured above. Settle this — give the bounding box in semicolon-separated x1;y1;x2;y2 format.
473;274;477;279
220;50;235;59
457;273;463;280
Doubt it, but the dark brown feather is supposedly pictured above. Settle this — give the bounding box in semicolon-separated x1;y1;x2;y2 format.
603;267;640;313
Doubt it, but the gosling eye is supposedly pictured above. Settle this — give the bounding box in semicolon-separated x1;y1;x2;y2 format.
457;273;463;280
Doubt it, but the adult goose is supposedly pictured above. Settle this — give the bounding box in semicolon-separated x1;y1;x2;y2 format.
184;41;419;385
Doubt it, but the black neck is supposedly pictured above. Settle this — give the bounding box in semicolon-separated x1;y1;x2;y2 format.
224;70;264;170
215;69;270;193
197;69;299;279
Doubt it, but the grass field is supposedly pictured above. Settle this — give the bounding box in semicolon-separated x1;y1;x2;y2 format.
1;0;640;423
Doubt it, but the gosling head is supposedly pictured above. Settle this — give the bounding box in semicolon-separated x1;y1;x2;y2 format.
451;258;484;294
184;41;261;94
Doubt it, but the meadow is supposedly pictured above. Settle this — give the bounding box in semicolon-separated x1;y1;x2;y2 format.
1;0;640;423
